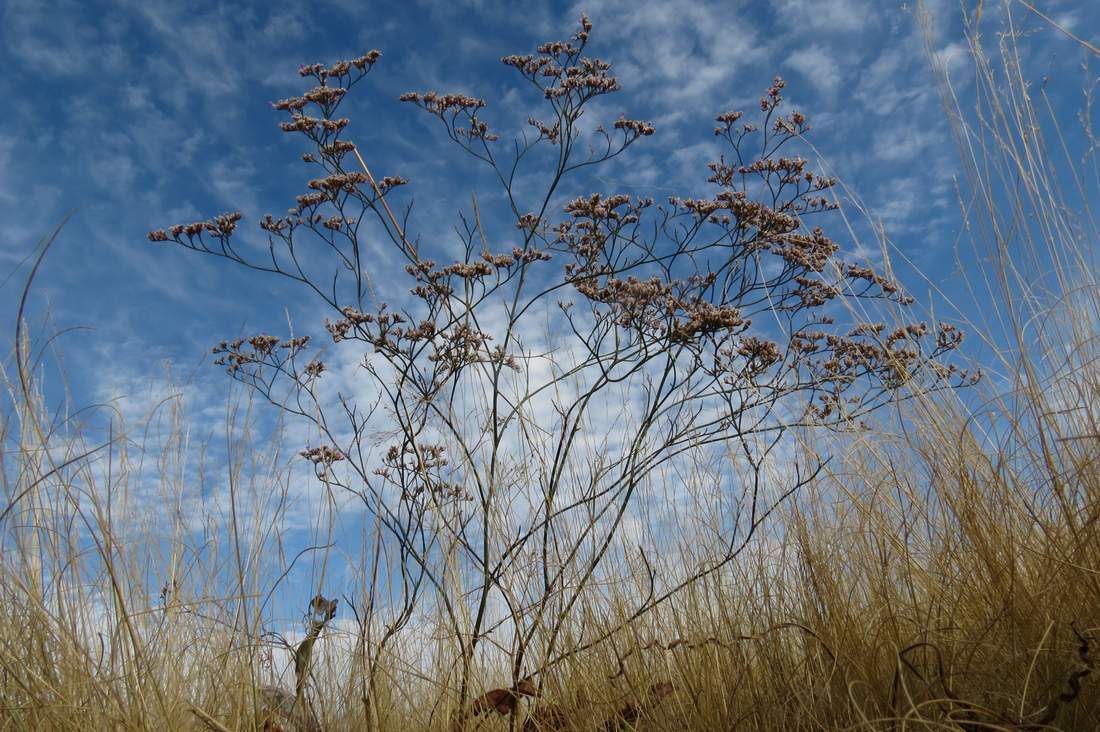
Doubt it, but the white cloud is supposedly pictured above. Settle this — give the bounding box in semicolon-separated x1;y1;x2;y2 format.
785;44;846;95
774;0;876;32
1;0;126;76
854;46;932;115
570;0;764;108
209;155;261;214
257;6;312;44
89;153;139;191
931;40;969;79
0;136;15;204
867;174;953;233
870;125;944;162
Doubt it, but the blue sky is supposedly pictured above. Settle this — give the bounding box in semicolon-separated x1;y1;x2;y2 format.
1;0;1090;401
1;0;1095;627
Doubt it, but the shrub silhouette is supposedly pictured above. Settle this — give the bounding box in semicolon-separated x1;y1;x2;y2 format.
148;13;971;722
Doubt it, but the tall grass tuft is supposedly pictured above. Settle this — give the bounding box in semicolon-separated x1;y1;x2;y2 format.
2;2;1099;729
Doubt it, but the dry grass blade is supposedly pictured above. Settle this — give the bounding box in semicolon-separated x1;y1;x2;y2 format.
4;3;1100;731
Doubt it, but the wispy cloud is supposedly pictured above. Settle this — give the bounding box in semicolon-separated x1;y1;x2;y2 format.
871;125;945;162
571;0;764;110
1;0;128;76
774;0;876;33
785;44;848;95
